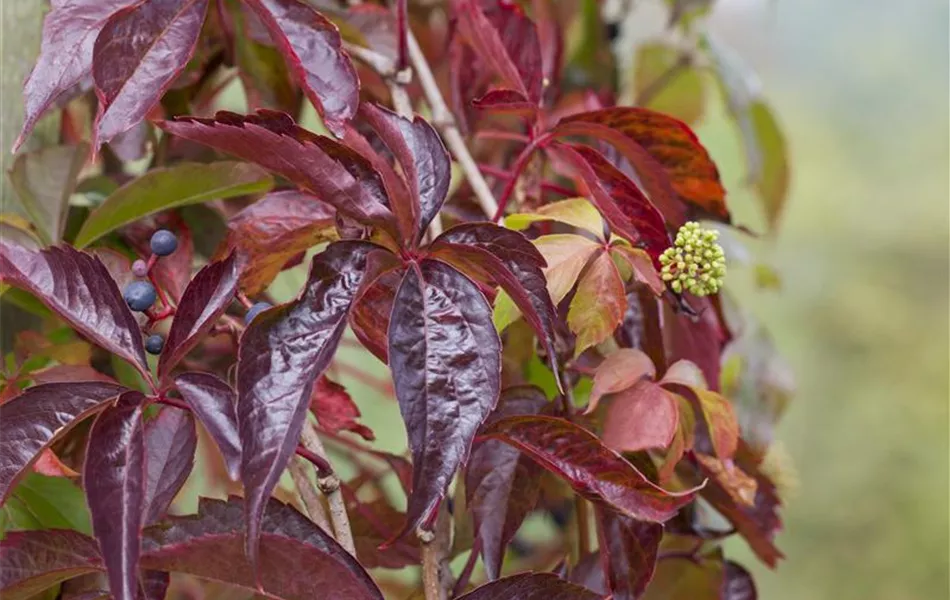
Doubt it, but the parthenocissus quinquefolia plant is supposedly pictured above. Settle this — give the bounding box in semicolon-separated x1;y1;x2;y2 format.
0;1;793;599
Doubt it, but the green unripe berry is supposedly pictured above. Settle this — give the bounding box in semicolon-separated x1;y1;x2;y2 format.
658;222;727;296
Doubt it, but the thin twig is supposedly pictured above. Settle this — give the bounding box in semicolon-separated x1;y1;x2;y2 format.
405;31;499;219
299;422;356;556
289;458;332;533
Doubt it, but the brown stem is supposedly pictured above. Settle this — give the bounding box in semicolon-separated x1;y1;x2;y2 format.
299;422;356;556
420;534;444;600
574;496;591;559
289;458;332;533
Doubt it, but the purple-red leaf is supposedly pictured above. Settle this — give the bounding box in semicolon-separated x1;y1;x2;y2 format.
0;381;128;503
602;381;679;454
457;572;601;600
472;89;538;117
243;0;358;136
359;103;451;242
174;372;241;481
350;267;401;362
662;298;729;393
479;415;697;522
549;142;671;263
238;241;375;566
0;529;103;598
158;253;239;380
0;242;148;376
388;260;501;536
158;110;396;234
142;407;197;524
83;391;147;600
466;386;547;579
309;376;374;441
140;496;383;599
92;0;210;145
15;0;137;151
597;509;663;600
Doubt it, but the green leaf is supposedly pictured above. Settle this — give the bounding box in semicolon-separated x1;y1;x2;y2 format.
0;496;43;539
8;143;89;245
631;43;706;126
504;197;605;240
74;162;273;248
10;474;92;535
745;101;789;230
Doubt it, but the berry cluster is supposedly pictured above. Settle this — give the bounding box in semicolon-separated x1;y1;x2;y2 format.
659;222;727;296
123;229;178;355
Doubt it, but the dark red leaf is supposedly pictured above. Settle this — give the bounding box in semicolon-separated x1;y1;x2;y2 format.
140;496;383;599
602;380;678;453
388;260;501;537
243;0;358;136
0;529;103;598
174;372;241;481
14;0;137;151
158;253;239;380
359;103;451;242
472;89;539;117
548;142;670;263
348;498;420;569
142;407;197;523
454;0;543;103
158;110;396;234
662;297;728;392
83;391;147;600
0;242;148;376
721;561;757;600
350;268;401;362
557;108;729;222
457;572;601;600
597;509;663;600
466;386;548;579
309;376;374;440
92;0;210;145
237;241;376;566
0;381;128;503
479;415;697;522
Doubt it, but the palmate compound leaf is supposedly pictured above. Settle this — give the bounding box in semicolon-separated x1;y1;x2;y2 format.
456;572;600;600
478;415;699;523
174;372;242;481
237;241;379;567
92;0;210;146
466;386;548;579
82;391;147;600
0;242;148;377
0;382;129;503
388;260;501;537
0;497;384;600
157;110;397;236
243;0;359;137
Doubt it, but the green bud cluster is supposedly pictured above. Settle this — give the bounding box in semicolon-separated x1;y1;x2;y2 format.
659;222;726;296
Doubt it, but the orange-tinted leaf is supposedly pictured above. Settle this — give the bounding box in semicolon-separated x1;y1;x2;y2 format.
602;380;678;453
664;383;739;460
587;348;656;413
695;454;756;507
567;249;626;357
32;449;79;478
611;244;665;296
658;395;696;483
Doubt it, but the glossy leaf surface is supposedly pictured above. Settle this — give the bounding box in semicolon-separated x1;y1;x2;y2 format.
238;241;374;564
142;407;197;523
479;415;697;522
0;243;148;374
174;372;242;481
597;509;663;600
388;260;501;535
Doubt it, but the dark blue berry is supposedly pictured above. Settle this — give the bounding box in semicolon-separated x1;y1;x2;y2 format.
131;259;148;277
145;334;165;355
150;229;178;257
245;301;273;324
124;281;157;312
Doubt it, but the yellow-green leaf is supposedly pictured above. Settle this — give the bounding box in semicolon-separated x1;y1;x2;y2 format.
505;197;605;239
567;249;626;357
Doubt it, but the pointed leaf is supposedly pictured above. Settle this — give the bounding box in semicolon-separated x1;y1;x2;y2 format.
466;386;547;579
611;245;665;296
174;372;241;481
142;407;197;523
479;415;697;522
360;103;451;241
238;241;376;565
0;382;128;502
587;348;656;413
388;260;501;536
14;0;138;151
597;509;663;600
602;381;678;453
158;253;240;379
8;143;89;245
243;0;358;136
505;197;605;240
472;89;538;117
457;572;600;600
663;383;738;460
6;474;92;535
92;0;210;144
230;3;298;113
0;243;148;374
218;190;338;295
350;268;401;362
74;162;272;248
0;530;103;599
139;496;382;599
309;376;374;441
158;111;396;234
83;391;147;600
567;249;626;356
558;108;729;222
549;143;670;263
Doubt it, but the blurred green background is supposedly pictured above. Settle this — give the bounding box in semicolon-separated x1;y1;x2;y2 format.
698;0;949;598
